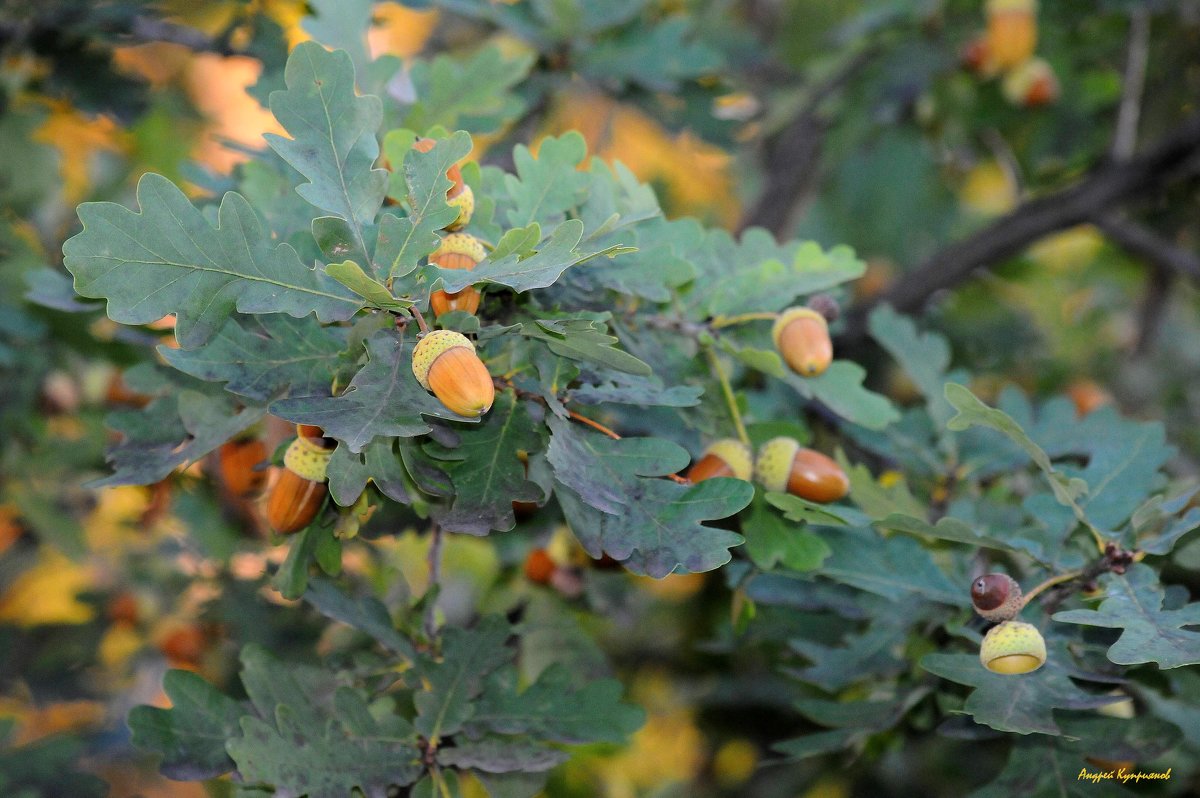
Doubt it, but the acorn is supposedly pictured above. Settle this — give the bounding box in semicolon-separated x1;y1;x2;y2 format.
970;573;1023;622
1001;57;1059;108
961;34;998;78
445;184;475;231
1066;379;1112;417
218;437;269;498
524;548;555;585
412;137;465;198
985;0;1037;71
772;307;833;377
687;439;753;483
754;438;849;503
411;330;495;418
159;623;206;665
265;426;334;534
979;620;1046;674
429;233;486;317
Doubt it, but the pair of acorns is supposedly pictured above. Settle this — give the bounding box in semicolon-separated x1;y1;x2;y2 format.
971;573;1047;675
410;138;482;318
687;437;849;503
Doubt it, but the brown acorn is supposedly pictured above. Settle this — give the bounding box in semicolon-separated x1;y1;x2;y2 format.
429;233;486;317
159;623;206;665
411;330;495;418
1002;57;1059;108
218;438;269;498
754;438;849;503
970;573;1023;622
412;137;465;198
687;439;753;483
772;307;833;377
265;426;334;534
524;548;555;585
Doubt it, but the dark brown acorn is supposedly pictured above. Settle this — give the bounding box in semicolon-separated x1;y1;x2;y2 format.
970;573;1023;622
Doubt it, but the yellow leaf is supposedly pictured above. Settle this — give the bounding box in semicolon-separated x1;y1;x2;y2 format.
0;549;95;627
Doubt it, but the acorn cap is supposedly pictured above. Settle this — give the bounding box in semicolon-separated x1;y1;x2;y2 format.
986;0;1035;13
412;330;475;390
446;184;475;231
771;307;827;348
283;433;334;482
755;437;801;493
433;233;486;263
704;439;754;481
980;621;1046;675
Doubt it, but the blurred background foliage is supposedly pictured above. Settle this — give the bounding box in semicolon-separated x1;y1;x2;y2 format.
1;0;1199;796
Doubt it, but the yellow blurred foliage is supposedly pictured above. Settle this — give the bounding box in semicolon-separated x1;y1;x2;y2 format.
1027;225;1103;271
0;697;106;746
84;485;154;551
636;571;706;601
99;622;145;669
547;91;739;225
186;54;284;173
803;776;851;798
959;161;1016;217
713;737;759;787
368;3;439;59
0;548;95;627
31;100;127;205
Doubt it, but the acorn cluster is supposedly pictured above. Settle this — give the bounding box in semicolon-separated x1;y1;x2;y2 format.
686;437;849;505
969;572;1047;675
962;0;1059;108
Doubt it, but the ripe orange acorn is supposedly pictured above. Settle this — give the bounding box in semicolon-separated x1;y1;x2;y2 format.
1002;57;1059;108
411;330;495;417
524;548;556;585
970;573;1023;622
265;426;334;534
412;137;465;198
159;624;206;665
985;0;1037;71
429;233;486;317
218;437;269;498
687;439;753;483
754;438;849;503
773;307;833;378
1067;379;1112;417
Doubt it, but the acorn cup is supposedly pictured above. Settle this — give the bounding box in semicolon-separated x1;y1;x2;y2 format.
429;233;486;317
1002;57;1059;108
218;437;269;498
754;438;849;503
979;620;1046;674
411;330;495;418
985;0;1037;71
773;307;833;377
687;439;753;483
265;426;334;534
970;573;1024;622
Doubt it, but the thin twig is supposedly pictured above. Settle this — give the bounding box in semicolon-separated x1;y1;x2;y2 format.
1020;569;1083;609
705;346;750;446
410;306;430;334
424;524;443;640
1112;7;1151;161
1094;215;1200;286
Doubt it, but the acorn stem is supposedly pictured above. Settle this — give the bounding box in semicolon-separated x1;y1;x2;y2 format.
710;311;779;329
410;306;430;334
705;345;750;446
424;524;443;641
1020;569;1083;608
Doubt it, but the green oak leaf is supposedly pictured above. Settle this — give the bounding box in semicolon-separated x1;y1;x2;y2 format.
569;370;703;408
1053;563;1200;669
229;705;422;798
787;598;915;691
765;492;853;527
437;738;567;774
708;241;865;317
160;314;349;402
325;438;411;506
548;415;751;577
380;130;472;282
94;388;265;488
63;173;362;349
921;644;1122;735
128;669;245;781
425;390;543;534
413;615;514;743
817;525;965;606
468;664;645;744
271;330;475;452
786;362;899;431
503;132;590;227
436;219;632;294
523;317;651;376
777;690;928;760
868;304;964;429
266;41;386;267
403;47;532;133
743;494;832;572
578;18;723;91
303;579;416;662
326;260;413;310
